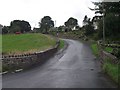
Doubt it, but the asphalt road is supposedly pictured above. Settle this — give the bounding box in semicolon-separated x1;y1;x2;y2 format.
2;39;117;88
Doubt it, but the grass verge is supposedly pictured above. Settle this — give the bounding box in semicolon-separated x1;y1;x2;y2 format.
91;43;99;56
91;42;113;56
102;59;119;84
59;40;65;49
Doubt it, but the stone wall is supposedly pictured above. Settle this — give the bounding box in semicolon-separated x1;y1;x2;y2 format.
2;41;60;72
97;41;119;64
99;50;119;64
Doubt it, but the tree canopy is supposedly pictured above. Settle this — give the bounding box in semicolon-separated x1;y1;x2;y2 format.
2;26;9;34
82;15;94;36
10;20;31;33
91;1;120;41
39;16;54;33
64;17;78;29
0;24;3;34
83;15;91;26
90;2;120;16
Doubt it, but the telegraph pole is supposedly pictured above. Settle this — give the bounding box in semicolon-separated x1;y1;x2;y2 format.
54;20;58;37
54;20;56;27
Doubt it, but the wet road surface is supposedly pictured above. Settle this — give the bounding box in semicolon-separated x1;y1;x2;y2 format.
2;39;117;88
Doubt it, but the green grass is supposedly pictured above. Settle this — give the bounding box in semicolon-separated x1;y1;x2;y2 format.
2;33;56;55
59;40;65;49
91;43;99;56
104;47;113;53
103;60;119;83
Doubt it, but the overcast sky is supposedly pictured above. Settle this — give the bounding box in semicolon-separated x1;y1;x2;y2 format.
0;0;101;28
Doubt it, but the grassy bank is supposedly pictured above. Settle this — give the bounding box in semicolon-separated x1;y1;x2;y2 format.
91;42;119;85
2;33;56;55
103;60;119;84
59;40;65;49
91;43;99;56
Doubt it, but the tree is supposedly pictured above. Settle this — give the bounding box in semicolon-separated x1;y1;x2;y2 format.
91;2;120;16
90;1;120;40
98;13;120;40
75;25;81;30
10;20;31;33
39;16;54;33
2;26;9;34
0;24;3;34
82;15;94;36
20;20;31;33
84;23;94;36
83;15;89;26
64;17;78;30
58;25;65;32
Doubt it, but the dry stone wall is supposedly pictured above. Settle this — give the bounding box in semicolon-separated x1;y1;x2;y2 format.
97;41;119;64
2;41;60;73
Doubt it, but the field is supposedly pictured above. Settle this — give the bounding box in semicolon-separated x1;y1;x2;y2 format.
2;33;56;55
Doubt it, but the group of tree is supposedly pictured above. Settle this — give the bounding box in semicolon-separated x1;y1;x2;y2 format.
37;1;120;40
2;26;9;34
82;15;95;36
2;20;31;34
57;25;65;32
90;1;120;41
37;16;80;33
2;16;80;34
